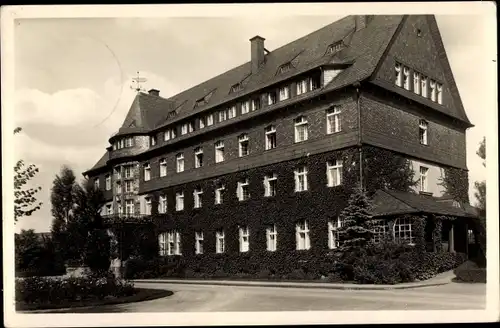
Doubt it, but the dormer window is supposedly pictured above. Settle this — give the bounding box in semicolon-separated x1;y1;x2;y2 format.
194;89;216;108
230;83;243;94
326;41;344;55
278;63;293;75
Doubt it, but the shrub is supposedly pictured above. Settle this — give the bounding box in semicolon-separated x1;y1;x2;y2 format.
454;261;486;283
16;275;135;305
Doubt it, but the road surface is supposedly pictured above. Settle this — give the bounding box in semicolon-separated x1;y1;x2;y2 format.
54;281;486;313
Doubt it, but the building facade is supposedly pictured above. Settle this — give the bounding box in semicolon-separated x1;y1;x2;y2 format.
84;15;478;265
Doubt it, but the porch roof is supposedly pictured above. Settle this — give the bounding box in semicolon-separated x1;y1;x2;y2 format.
371;189;480;218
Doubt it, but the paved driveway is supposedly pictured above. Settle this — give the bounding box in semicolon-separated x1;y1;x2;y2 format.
55;281;486;313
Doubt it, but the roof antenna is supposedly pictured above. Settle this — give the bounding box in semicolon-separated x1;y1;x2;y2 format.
130;71;147;93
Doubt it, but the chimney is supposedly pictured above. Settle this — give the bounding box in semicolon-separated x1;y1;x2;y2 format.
148;89;160;96
250;35;265;74
354;15;374;31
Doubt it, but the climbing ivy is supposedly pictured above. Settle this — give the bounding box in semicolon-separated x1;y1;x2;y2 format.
439;168;470;204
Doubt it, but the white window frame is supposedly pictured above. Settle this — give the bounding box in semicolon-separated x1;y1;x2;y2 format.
437;83;443;104
278;86;290;101
238;134;249;157
421;76;428;98
327;160;343;187
124;165;132;178
403;66;410;90
296;220;311;250
193;188;203;208
266;225;277;251
181;123;188;135
125;199;134;215
216;230;225;253
206;114;214;126
413;71;421;95
265;125;277;150
176;153;185;173
144;196;152;215
159;158;167;177
430;79;437;102
189;121;194;133
116;181;122;194
241;101;250;114
105;174;111;190
239;226;250;253
294;116;308;143
175;191;184;211
394;217;414;245
218;110;227;122
114;167;121;180
158;232;167;256
371;219;389;244
237;179;250;201
199;117;206;129
150;135;157;147
124;180;133;193
194;147;204;168
125;137;133;148
215;141;225;163
294;167;308;192
251;98;260;111
195;232;204;255
328;219;342;249
395;63;402;87
228;106;237;119
326;107;341;134
164;130;171;141
264;174;277;197
161;230;182;256
144;164;151;181
419;166;429;192
158;195;167;214
267;91;277;105
419;119;428;145
297;79;308;95
215;184;225;205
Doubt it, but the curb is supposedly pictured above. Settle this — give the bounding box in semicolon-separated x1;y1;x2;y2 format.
132;279;451;291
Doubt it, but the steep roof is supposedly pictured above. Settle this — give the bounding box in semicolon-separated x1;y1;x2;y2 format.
85;152;109;174
371;189;479;218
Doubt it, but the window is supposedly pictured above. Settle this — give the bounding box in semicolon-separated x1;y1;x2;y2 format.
124;165;133;178
297;79;308;95
158;195;167;214
116;181;122;194
265;125;277;150
199;117;206;129
328;218;342;249
114;167;121;180
125;137;133;148
125;200;134;215
266;225;277;251
267;91;277;105
176;153;184;173
395;63;402;87
144;164;151;181
278;86;290;101
326;106;341;134
264;174;277;197
105;174;111;190
251;98;261;111
278;63;292;74
164;128;176;141
394;217;414;244
421;76;428;98
181;123;189;135
437;83;443;104
419;119;428;145
159;158;167;177
371;219;389;244
215;183;225;205
327;41;344;54
215;141;225;163
430;80;437;102
230;83;243;93
195;232;204;255
195;147;204;168
117;203;123;215
193;188;203;208
175;192;184;211
206;114;214;126
241;101;250;114
413;72;421;95
144;197;152;215
403;66;410;90
237;178;250;201
309;77;319;91
158;230;182;256
94;179;99;189
296;220;311;250
216;230;225;253
238;134;249;157
419;166;429;192
218;110;227;122
327;160;343;187
149;135;157;147
239;226;250;252
228;106;237;119
294;167;308;192
294;116;308;142
124;180;133;193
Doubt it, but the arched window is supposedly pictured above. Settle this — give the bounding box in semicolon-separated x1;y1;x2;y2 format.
394;217;414;245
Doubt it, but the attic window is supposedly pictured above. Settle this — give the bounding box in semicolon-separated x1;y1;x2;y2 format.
168;110;177;119
194;89;216;108
230;83;243;94
277;62;293;75
326;41;344;55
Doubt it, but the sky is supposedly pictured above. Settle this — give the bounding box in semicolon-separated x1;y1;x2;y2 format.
9;10;494;233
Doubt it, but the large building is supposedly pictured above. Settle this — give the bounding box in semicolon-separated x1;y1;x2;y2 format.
84;15;480;265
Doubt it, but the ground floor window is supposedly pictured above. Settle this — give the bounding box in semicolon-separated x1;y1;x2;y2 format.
394;217;414;245
371;219;389;244
158;230;181;256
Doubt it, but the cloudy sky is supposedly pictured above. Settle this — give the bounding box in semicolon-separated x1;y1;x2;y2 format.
8;6;494;233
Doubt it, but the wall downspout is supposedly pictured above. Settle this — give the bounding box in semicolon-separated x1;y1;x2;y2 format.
354;82;363;190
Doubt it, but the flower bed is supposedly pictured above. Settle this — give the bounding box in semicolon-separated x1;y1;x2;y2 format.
15;274;151;310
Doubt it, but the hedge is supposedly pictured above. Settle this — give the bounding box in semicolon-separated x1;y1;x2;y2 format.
453;261;486;283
